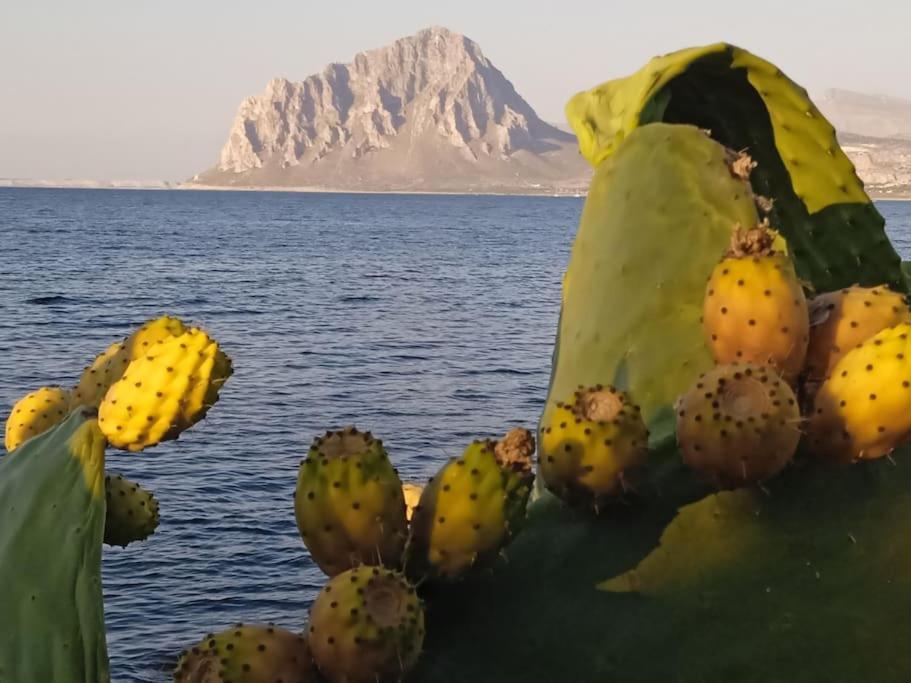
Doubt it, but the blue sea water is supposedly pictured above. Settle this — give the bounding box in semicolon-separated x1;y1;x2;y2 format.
0;188;909;681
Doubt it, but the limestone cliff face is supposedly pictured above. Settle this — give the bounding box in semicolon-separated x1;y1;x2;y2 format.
197;26;589;193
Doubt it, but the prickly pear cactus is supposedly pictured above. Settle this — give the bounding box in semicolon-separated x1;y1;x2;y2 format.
676;363;800;486
703;225;809;381
308;566;424;683
0;409;109;683
174;623;315;682
408;437;533;581
806;285;911;382
294;427;408;577
104;473;160;547
543;122;760;428
4;385;72;451
97;326;231;451
566;42;906;294
808;323;911;461
417;45;911;683
539;385;648;508
71;315;187;409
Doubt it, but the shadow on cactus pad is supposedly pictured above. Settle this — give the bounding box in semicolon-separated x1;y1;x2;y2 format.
415;446;911;682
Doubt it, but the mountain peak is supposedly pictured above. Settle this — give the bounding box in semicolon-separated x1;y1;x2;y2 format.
195;27;587;193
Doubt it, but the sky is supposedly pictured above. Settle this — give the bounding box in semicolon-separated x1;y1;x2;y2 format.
1;0;909;180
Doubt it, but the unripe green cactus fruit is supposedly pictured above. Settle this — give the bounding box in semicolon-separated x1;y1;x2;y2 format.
308;566;424;683
173;623;316;682
295;427;408;577
103;473;159;547
408;430;534;580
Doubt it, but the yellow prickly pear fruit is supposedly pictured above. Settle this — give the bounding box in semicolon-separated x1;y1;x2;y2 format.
402;483;423;522
72;315;187;408
805;285;911;382
4;386;72;451
703;224;809;382
97;327;231;452
676;363;801;487
408;430;534;580
294;427;408;577
308;566;424;683
807;323;911;462
539;386;648;508
174;623;316;682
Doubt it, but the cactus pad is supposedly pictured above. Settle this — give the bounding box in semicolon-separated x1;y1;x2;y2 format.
566;42;905;293
295;427;408;577
174;623;315;682
543;123;759;428
0;409;109;683
4;385;72;452
308;566;424;683
97;326;231;451
103;473;160;547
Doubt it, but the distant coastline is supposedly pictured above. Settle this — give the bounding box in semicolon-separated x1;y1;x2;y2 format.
1;179;907;200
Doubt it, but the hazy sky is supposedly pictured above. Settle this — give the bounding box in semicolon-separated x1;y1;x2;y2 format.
2;0;909;180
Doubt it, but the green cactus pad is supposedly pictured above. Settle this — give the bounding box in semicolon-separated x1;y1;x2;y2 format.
566;42;905;293
544;122;758;427
104;472;160;547
0;409;109;683
416;446;911;682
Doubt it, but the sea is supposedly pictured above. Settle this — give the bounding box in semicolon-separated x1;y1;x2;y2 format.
0;188;909;681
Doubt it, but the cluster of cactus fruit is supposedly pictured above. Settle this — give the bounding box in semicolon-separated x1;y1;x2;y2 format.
3;315;232;548
175;425;535;682
0;315;232;681
539;216;911;496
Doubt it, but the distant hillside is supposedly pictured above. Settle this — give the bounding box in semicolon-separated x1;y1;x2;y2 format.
818;89;911;141
190;27;590;195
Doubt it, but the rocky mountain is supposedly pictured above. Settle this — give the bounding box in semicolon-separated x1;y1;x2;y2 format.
816;90;911;197
839;132;911;198
818;89;911;141
190;26;589;194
